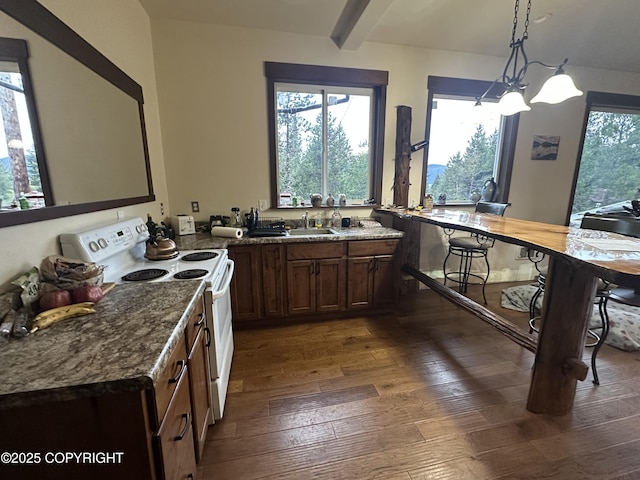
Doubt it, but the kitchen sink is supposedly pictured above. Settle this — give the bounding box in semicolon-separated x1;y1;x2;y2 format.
288;228;338;236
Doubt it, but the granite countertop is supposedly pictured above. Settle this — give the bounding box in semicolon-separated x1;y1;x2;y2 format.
174;226;403;250
0;280;205;409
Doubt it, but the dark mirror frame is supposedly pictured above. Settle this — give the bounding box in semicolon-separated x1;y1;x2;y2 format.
0;0;154;228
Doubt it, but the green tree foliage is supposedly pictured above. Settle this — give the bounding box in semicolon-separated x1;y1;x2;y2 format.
572;111;640;213
429;125;497;202
277;91;369;204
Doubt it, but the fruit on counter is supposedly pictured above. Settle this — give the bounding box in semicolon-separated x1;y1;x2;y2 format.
69;285;104;303
39;289;72;311
30;302;96;333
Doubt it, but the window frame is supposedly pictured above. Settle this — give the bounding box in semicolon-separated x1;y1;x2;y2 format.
565;90;640;225
265;62;388;209
419;76;519;204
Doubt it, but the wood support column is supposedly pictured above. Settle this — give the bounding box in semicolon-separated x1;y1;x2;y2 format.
527;257;597;415
393;105;412;208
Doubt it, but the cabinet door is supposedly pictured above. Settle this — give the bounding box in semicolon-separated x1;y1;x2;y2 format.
156;368;196;480
373;255;396;306
316;258;346;312
261;244;285;317
347;256;374;309
188;327;211;463
229;246;262;321
287;259;316;315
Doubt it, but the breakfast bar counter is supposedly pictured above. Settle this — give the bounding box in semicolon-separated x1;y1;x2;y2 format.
378;207;640;415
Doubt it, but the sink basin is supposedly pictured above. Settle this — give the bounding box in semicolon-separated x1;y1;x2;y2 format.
288;228;338;236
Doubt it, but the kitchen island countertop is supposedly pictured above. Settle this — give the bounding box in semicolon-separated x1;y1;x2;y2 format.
0;280;205;409
174;226;403;250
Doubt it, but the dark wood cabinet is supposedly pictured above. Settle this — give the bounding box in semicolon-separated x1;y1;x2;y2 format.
229;245;262;321
187;324;211;462
347;240;399;309
286;242;346;315
261;244;286;317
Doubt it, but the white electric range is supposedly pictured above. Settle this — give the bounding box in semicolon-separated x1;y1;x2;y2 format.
59;217;235;423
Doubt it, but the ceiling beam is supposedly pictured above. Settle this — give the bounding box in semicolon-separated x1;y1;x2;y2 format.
331;0;394;51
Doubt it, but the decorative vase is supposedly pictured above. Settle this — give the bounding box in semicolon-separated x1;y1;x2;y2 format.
470;190;482;203
437;193;447;205
310;194;322;208
481;177;497;202
326;193;335;207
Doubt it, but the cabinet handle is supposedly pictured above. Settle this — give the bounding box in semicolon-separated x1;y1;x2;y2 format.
188;475;195;479
174;412;190;441
194;312;205;327
168;359;185;384
315;261;320;275
205;326;211;347
374;258;379;271
369;259;374;272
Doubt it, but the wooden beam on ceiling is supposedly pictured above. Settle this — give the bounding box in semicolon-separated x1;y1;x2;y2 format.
331;0;393;51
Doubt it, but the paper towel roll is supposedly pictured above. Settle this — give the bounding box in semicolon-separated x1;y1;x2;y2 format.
211;226;243;238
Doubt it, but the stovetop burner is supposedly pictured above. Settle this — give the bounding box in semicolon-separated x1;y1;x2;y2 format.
181;251;219;262
122;268;169;282
174;269;209;280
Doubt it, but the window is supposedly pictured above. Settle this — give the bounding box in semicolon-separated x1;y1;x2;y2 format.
567;91;640;224
420;76;519;204
265;62;387;208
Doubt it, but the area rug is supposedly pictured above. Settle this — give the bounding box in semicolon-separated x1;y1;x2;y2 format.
501;284;640;352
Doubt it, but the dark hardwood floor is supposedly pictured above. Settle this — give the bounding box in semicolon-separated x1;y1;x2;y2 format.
198;282;640;479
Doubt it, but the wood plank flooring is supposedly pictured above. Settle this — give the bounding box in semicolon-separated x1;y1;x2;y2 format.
198;283;640;479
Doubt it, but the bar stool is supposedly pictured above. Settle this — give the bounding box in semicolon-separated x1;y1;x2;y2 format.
443;201;510;304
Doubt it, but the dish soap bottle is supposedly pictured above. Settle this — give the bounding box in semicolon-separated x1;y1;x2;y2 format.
331;207;342;229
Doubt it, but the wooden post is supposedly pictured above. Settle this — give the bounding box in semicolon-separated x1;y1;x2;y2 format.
393;106;412;208
527;257;597;415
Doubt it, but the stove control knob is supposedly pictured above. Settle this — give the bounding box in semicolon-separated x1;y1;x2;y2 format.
136;224;145;233
89;241;99;252
98;238;108;248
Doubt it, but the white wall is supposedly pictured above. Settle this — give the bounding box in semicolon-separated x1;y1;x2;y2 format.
0;0;167;290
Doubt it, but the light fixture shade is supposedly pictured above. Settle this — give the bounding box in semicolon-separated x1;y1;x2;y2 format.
530;73;583;104
498;90;531;116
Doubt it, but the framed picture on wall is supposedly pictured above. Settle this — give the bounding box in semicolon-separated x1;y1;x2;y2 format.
531;135;560;160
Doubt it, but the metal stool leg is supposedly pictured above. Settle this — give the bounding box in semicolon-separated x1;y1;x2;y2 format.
480;251;489;304
591;295;610;385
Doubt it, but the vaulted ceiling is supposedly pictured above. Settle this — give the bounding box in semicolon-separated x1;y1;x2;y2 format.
138;0;640;74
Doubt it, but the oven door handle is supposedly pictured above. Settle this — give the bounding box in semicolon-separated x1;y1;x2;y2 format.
210;259;235;300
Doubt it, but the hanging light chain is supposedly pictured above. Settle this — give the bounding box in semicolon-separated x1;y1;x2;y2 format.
511;0;532;44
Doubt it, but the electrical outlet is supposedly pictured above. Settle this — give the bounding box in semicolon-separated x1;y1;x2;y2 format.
191;201;200;213
258;199;267;211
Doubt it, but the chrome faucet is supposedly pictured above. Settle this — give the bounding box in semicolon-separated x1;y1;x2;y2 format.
302;210;310;229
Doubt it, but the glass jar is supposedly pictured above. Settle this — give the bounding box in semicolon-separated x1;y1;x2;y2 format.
331;207;342;229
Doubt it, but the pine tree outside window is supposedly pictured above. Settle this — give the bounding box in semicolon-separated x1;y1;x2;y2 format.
265;62;387;209
420;76;519;205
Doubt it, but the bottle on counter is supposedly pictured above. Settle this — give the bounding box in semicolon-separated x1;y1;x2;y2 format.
229;207;242;227
331;207;342;229
19;193;29;210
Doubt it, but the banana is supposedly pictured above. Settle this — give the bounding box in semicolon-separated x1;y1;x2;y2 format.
31;302;96;333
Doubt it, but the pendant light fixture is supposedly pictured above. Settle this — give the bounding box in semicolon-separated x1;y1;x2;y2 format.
476;0;583;116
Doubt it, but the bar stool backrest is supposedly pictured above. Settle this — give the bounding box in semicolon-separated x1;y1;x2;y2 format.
475;201;510;216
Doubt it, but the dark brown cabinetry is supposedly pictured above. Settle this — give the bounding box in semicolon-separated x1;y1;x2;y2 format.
229;245;262;321
184;297;211;462
286;242;346;315
347;239;399;309
229;245;286;321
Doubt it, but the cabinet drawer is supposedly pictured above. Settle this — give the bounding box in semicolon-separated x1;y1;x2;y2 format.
348;239;399;257
287;242;345;260
156;368;195;480
184;297;205;354
155;333;188;424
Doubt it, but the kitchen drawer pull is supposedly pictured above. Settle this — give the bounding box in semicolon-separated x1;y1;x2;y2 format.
168;359;185;384
205;326;211;347
194;312;205;327
174;412;190;441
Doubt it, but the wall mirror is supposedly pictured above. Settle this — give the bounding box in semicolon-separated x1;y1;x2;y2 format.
0;1;154;228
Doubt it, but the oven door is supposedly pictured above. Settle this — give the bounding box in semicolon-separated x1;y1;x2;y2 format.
204;259;234;422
